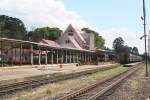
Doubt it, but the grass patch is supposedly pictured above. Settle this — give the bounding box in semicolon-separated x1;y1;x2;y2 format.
91;65;128;80
11;65;128;100
148;64;150;72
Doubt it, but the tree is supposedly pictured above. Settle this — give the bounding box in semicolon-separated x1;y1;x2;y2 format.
82;28;105;49
0;15;27;40
132;47;139;55
27;31;43;42
28;27;62;42
113;37;133;63
113;37;124;54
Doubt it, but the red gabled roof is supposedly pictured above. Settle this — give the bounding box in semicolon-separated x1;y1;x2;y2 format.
68;36;82;49
39;39;61;47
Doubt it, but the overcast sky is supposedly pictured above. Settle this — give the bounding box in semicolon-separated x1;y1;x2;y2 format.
0;0;150;53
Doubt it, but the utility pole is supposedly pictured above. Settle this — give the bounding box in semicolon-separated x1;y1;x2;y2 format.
148;30;150;63
143;0;148;77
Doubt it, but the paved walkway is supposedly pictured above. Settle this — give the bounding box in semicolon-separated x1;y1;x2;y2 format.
0;63;118;81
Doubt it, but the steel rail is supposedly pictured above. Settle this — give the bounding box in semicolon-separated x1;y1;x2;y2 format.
0;64;118;97
57;63;142;100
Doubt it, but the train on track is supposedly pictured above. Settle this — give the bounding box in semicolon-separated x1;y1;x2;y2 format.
120;53;142;64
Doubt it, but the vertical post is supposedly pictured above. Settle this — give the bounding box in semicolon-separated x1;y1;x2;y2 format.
104;54;107;62
143;0;148;76
70;51;72;63
148;30;150;63
89;53;91;62
56;49;58;64
77;51;78;63
51;49;53;64
0;41;3;67
38;47;41;65
45;48;47;65
61;50;63;64
14;47;16;63
87;53;89;63
30;44;33;65
72;51;74;63
84;52;86;64
90;53;92;63
82;52;84;64
88;53;90;63
86;53;88;63
11;43;13;66
82;52;83;64
22;46;24;64
85;53;86;63
80;52;82;64
66;50;67;63
73;51;75;63
20;44;22;65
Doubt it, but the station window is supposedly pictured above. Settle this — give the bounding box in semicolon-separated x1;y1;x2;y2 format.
65;40;70;43
68;29;74;36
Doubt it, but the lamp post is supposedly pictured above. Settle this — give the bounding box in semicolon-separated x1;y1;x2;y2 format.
141;0;148;77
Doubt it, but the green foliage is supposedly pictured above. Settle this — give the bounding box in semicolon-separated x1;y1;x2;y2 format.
28;27;62;41
113;37;137;63
0;15;27;40
132;47;139;55
104;47;112;51
113;37;124;54
82;28;105;49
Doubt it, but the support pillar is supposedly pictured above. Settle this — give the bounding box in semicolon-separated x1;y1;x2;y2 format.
72;51;74;63
56;49;58;64
0;41;3;67
14;47;16;63
73;52;75;63
20;44;22;65
80;52;82;64
51;49;53;64
70;51;72;63
90;53;92;62
84;53;86;63
105;54;108;62
81;52;83;64
38;47;41;65
88;53;90;62
30;44;33;65
87;53;88;63
66;50;67;63
11;43;13;66
45;49;47;65
61;50;63;64
77;52;79;63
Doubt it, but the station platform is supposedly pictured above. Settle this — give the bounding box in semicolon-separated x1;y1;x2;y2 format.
0;63;118;85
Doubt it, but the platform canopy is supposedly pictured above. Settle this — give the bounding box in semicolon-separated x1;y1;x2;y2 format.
0;38;95;53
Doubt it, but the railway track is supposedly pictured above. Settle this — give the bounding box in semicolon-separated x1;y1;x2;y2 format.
57;63;142;100
0;64;118;97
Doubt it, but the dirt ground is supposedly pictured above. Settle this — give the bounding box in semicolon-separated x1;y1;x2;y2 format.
0;63;117;81
6;65;126;100
102;66;150;100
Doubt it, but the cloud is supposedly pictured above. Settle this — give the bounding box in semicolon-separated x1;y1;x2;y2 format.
98;27;144;54
0;0;89;30
0;0;145;53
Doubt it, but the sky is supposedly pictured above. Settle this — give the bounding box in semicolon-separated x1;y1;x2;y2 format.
0;0;150;53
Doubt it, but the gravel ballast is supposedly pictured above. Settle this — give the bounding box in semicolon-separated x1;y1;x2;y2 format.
102;66;150;100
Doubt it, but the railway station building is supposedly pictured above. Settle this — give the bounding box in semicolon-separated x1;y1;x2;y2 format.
0;25;117;67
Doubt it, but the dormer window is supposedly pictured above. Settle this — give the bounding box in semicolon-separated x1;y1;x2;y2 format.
68;29;74;33
68;29;74;36
65;40;70;43
68;32;73;36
